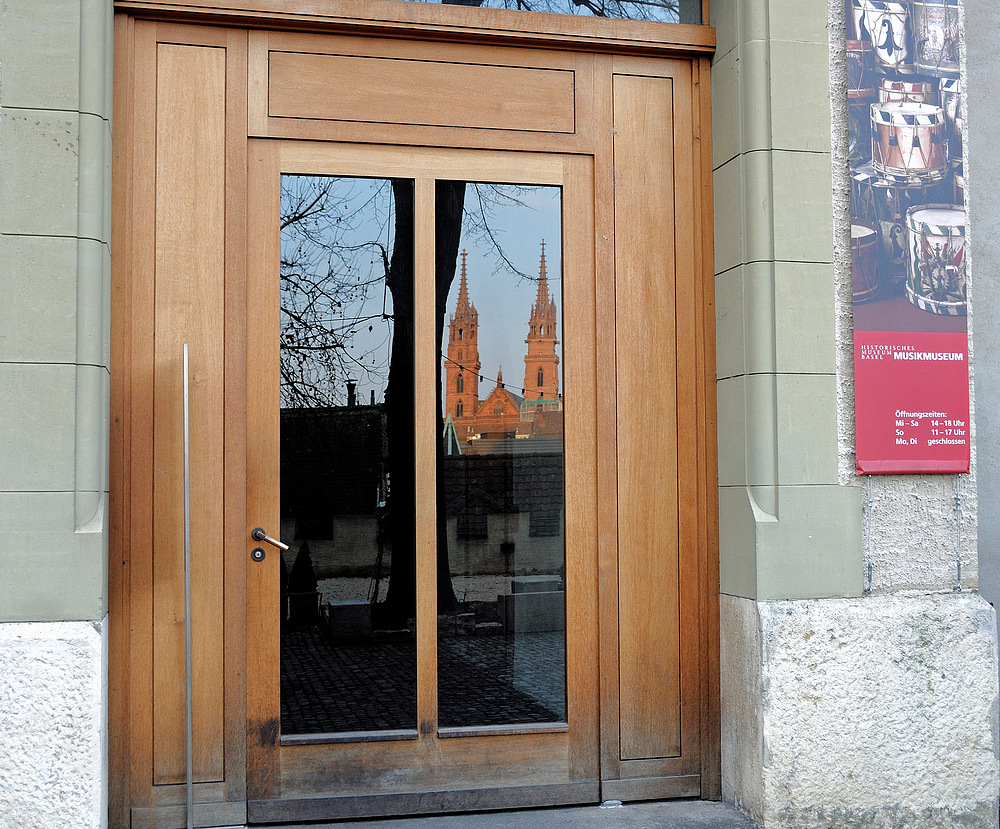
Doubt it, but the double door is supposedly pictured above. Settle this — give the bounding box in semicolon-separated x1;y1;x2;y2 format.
110;15;718;827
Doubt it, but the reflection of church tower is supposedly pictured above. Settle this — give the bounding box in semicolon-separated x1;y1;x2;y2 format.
523;241;560;402
445;250;481;421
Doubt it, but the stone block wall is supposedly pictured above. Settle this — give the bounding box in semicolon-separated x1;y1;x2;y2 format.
0;1;113;826
712;0;1000;825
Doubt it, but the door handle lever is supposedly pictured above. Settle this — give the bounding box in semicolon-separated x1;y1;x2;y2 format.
251;527;289;551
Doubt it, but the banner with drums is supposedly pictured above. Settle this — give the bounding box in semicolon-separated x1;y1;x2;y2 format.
847;0;970;474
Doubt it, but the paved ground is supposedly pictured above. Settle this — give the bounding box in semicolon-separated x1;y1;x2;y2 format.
258;800;762;828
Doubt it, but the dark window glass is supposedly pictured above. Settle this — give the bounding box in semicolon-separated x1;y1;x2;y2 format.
437;182;566;729
279;175;417;737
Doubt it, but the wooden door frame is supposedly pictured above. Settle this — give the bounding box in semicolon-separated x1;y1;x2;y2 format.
110;7;719;826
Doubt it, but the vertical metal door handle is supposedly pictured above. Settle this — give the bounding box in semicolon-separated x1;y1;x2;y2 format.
251;527;289;551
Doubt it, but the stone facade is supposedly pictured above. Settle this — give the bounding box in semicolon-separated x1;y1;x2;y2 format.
713;0;1000;825
0;621;108;829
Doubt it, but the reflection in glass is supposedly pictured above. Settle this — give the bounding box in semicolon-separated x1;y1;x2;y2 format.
279;176;416;736
437;183;567;728
399;0;700;24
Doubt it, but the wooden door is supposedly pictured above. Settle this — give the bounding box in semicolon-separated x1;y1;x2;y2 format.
110;14;718;828
243;141;599;821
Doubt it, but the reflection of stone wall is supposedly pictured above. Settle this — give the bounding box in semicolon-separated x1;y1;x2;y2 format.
444;452;564;577
281;516;384;579
446;513;563;577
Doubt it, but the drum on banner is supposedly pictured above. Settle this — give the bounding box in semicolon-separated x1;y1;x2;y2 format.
863;0;914;74
905;203;968;316
910;0;960;77
871;102;948;183
852;220;881;303
879;78;934;104
939;78;963;173
852;162;951;286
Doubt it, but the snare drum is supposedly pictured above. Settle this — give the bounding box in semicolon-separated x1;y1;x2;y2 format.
871;102;948;183
879;78;934;105
905;204;967;315
863;1;913;73
852;0;871;40
911;0;960;77
852;220;881;303
940;78;962;168
851;164;880;224
853;163;951;284
850;101;875;166
848;41;878;102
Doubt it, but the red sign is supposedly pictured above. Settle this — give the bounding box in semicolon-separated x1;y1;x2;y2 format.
846;0;969;475
854;330;970;474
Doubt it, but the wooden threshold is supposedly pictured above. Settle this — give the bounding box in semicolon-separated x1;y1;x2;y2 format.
600;774;701;803
248;780;600;823
281;729;419;746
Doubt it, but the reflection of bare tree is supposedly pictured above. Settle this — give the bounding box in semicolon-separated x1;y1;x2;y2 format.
280;178;468;621
450;0;680;21
279;179;543;409
280;177;395;408
380;182;464;619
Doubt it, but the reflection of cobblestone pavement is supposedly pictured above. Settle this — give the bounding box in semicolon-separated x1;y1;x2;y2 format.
281;628;417;733
439;632;565;728
281;628;565;735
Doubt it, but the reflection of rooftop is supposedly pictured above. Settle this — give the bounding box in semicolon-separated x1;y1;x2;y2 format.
281;405;386;526
444;452;563;536
462;436;563;455
520;398;562;418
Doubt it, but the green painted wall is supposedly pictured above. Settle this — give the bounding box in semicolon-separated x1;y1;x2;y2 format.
711;0;863;600
0;0;112;622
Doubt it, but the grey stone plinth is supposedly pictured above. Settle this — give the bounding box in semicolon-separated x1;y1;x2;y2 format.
0;620;107;829
721;593;1000;828
500;591;565;633
511;575;563;593
324;599;371;642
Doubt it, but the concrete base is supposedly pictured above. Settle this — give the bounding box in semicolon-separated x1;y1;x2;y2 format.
721;593;1000;828
0;619;107;829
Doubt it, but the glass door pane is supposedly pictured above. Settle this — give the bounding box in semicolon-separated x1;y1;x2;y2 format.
436;182;567;729
278;175;417;737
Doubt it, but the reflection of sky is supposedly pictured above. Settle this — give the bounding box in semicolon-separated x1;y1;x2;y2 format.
447;185;562;402
279;178;562;408
280;176;398;408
